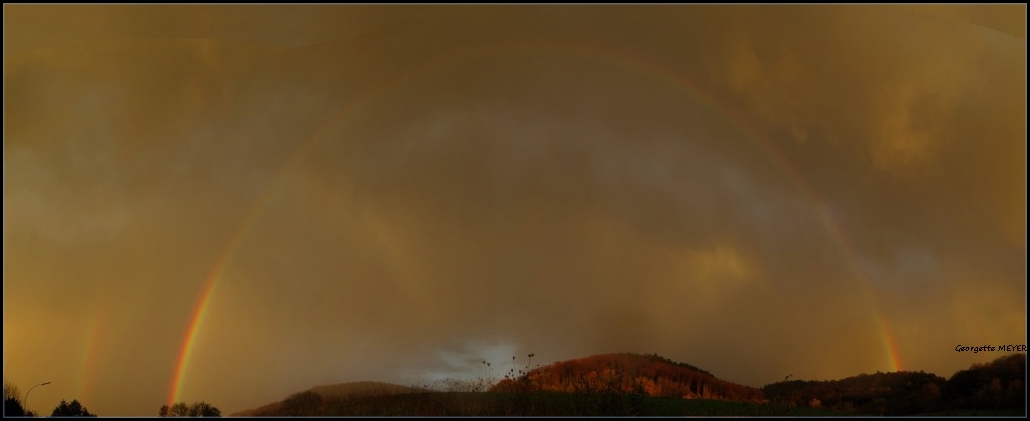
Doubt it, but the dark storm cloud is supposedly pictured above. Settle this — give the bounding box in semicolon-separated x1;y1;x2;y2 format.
4;5;1024;416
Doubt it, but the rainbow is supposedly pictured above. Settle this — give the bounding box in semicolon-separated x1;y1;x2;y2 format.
164;48;432;405
77;306;109;406
167;263;219;407
166;171;290;406
502;39;906;374
168;36;906;402
876;314;905;372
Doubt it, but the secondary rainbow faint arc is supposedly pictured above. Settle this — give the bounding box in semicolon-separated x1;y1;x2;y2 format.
165;49;462;406
169;37;905;403
508;38;905;373
77;304;109;406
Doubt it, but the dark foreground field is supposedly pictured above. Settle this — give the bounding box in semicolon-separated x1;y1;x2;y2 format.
913;408;1027;417
277;391;848;416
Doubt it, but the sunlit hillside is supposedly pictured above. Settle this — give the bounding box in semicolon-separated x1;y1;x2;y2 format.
491;352;764;401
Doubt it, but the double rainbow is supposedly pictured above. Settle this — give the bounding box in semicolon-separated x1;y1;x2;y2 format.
167;38;904;405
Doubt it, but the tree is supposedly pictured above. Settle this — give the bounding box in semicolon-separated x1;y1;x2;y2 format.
159;401;221;417
3;378;19;403
4;398;26;417
51;399;96;417
4;378;25;417
171;402;190;417
188;402;221;417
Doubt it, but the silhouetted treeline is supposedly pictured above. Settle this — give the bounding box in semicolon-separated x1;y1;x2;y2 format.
761;353;1026;415
5;378;97;417
940;353;1025;412
4;378;28;417
159;401;221;417
51;399;96;417
762;370;946;415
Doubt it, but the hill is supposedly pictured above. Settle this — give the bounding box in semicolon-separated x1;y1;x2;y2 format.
231;353;767;416
939;353;1026;413
230;381;422;416
490;352;764;402
310;381;424;398
763;370;946;415
228;353;1026;416
761;353;1026;416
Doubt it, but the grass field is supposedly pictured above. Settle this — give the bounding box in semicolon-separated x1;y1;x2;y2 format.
913;408;1027;417
307;391;851;416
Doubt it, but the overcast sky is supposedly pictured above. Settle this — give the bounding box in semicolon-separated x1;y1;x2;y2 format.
4;4;1025;416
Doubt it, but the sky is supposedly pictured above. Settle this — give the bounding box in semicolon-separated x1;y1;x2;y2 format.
3;4;1026;417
